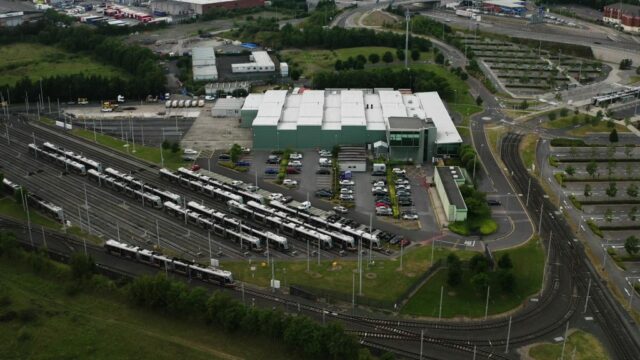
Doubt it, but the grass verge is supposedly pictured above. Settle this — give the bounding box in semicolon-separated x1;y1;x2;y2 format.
402;237;543;318
0;197;60;230
519;133;538;171
528;330;609;360
220;244;474;307
70;128;186;170
586;219;603;238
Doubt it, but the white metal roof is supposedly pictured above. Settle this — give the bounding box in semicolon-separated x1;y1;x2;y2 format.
241;94;263;111
192;66;218;79
170;0;236;4
251;51;275;66
298;90;324;126
364;93;386;131
378;90;407;126
340;90;366;127
192;47;216;66
252;90;287;126
416;92;462;144
213;97;244;110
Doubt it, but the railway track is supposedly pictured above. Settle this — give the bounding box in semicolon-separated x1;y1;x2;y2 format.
501;132;640;360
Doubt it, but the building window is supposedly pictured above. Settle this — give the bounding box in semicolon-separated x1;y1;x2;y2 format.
389;132;420;147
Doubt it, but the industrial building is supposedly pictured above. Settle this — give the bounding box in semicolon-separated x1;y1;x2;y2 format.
434;166;468;222
481;0;526;15
603;3;640;33
211;97;245;117
232;51;275;73
241;89;462;163
151;0;264;16
192;47;218;81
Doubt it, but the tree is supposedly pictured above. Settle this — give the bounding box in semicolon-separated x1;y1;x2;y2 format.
469;254;489;274
498;253;513;270
624;236;639;256
605;208;613;222
607;160;615;176
435;53;445;64
476;95;483;106
630;206;638;221
382;51;394;63
368;53;380;64
290;69;301;81
584;184;592;197
520;100;529;110
606;182;617;197
396;49;405;61
170;141;180;154
229;143;242;163
571;115;580;126
548;112;556;121
619;58;633;70
471;273;490;293
609;128;619;143
627;183;639;198
498;270;516;292
69;252;96;280
565;165;575;176
162;139;171;150
411;48;420;61
559;108;569;117
356;54;367;65
586;161;598;178
334;60;343;71
447;253;462;286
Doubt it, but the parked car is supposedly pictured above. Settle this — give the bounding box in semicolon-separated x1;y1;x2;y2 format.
316;168;331;175
396;184;411;191
281;195;294;203
340;188;354;194
372;180;386;187
333;206;348;214
398;199;413;206
218;154;231;161
339;180;355;186
372;171;386;176
487;199;502;206
315;189;333;198
376;207;393;216
246;185;258;192
297;201;311;210
375;203;391;209
231;180;243;186
389;235;403;245
191;164;201;171
376;201;391;207
269;193;284;201
397;190;411;197
399;239;412;247
283;179;298;187
265;168;279;175
286;167;301;174
290;153;303;160
241;147;251;154
288;160;303;168
395;179;410;185
339;194;354;201
235;161;250;167
392;168;406;175
402;212;419;220
371;186;388;193
266;155;281;164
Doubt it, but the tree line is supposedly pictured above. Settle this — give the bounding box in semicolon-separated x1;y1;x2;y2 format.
537;0;637;10
313;68;455;101
126;274;362;359
0;10;166;102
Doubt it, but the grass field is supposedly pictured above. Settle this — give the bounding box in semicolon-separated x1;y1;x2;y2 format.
401;237;544;318
221;244;474;305
71;128;187;170
520;133;539;171
281;47;433;77
485;125;507;156
0;197;60;230
0;43;123;86
361;10;400;27
528;330;609;360
0;258;293;360
542;116;628;135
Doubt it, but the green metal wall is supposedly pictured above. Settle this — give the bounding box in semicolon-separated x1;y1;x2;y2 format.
240;110;257;128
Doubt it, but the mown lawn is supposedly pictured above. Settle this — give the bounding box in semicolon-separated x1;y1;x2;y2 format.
529;330;609;360
71;128;187;170
220;244;474;305
0;43;124;86
520;133;539;170
0;258;293;360
401;237;544;318
542;115;628;134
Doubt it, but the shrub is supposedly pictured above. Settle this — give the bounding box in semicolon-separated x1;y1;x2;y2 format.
448;221;469;235
478;219;498;235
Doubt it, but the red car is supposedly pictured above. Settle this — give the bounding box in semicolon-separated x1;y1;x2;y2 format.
286;167;301;174
375;202;390;208
191;164;201;171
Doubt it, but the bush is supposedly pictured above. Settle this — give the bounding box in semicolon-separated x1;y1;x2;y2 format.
382;51;394;63
550;138;587;147
478;219;498;235
368;53;380;64
448;221;469;235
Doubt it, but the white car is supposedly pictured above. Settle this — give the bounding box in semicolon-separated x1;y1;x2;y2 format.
395;179;410;185
269;193;284;201
396;184;411;191
402;212;419;220
290;153;303;160
371;186;388;193
372;181;386;187
283;179;298;187
392;168;406;175
333;206;348;214
288;160;303;167
339;194;354;201
231;180;243;186
319;157;332;164
340;188;353;194
339;180;355;186
297;201;311;210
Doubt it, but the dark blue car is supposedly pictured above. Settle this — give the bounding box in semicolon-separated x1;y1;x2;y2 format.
264;168;278;174
235;161;251;167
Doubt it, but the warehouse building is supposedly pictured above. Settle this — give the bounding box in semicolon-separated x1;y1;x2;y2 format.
192;47;218;81
211;97;245;117
242;88;462;163
481;0;526;15
151;0;264;16
434;166;468;222
232;51;276;73
0;11;24;27
603;3;640;33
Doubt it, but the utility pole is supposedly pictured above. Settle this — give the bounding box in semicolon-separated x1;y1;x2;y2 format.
560;321;569;360
438;285;443;320
24;191;33;247
404;10;410;69
271;259;275;293
526;177;531;206
505;316;512;354
352;271;355;313
208;231;212;261
419;329;424;360
484;286;490;320
359;235;362;296
542;230;552;295
583;278;591;313
307;238;310;272
156;219;160;248
538;202;544;235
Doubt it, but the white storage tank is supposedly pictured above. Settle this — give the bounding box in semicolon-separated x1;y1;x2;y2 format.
280;62;289;77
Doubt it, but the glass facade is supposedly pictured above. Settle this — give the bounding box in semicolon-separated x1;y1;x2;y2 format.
389;131;421;147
